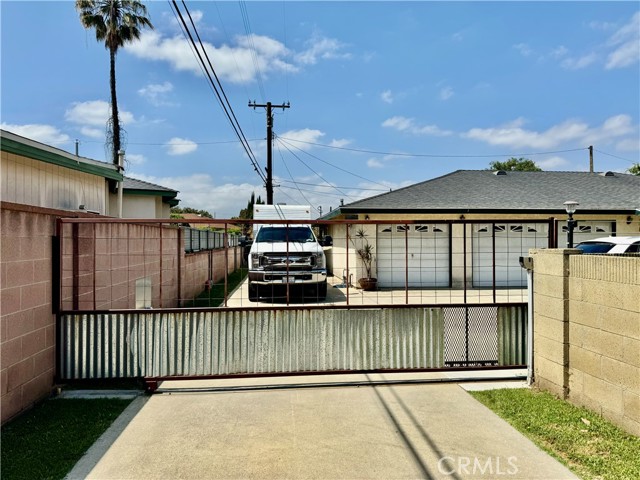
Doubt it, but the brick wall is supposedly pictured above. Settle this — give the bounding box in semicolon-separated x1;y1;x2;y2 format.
530;248;640;436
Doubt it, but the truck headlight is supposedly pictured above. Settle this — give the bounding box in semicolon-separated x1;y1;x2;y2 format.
251;254;260;269
314;253;325;269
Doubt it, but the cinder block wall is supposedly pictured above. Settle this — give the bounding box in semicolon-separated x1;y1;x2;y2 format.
1;204;67;423
530;248;640;436
1;203;242;424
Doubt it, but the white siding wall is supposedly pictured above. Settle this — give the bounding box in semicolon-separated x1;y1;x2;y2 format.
1;151;106;213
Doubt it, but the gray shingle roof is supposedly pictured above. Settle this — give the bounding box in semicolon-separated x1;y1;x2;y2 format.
340;170;640;213
124;176;178;194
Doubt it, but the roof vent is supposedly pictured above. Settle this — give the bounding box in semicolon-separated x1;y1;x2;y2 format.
600;171;615;177
494;170;507;176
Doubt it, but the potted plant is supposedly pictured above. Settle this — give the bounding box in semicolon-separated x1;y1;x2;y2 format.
354;228;377;290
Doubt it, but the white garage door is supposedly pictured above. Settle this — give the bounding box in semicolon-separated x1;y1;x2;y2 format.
558;220;614;248
472;223;549;288
377;224;450;288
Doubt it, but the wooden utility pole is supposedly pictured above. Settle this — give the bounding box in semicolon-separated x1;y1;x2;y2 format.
589;145;594;173
248;101;290;204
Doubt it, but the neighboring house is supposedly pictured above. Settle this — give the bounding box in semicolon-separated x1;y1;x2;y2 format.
0;128;180;423
1;129;179;218
322;170;640;288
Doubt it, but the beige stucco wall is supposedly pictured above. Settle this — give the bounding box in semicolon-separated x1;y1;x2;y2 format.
107;194;172;219
1;150;107;214
530;248;640;436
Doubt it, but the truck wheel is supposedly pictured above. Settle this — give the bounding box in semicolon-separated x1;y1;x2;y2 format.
248;284;259;302
317;281;327;300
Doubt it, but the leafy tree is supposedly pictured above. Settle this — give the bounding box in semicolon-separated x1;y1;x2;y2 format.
489;157;542;171
170;207;213;218
627;163;640;176
235;192;264;220
76;0;153;165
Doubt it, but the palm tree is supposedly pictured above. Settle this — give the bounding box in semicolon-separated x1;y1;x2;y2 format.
75;0;153;165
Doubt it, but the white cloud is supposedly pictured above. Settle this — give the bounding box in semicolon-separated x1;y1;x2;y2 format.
439;86;454;101
606;11;640;69
367;158;384;168
278;128;324;147
127;172;262;218
65;100;135;127
452;32;463;42
464;114;637;149
381;90;394;104
550;45;569;59
513;43;533;57
138;81;176;106
537;156;570;170
382;116;453;137
616;138;640;152
126;153;147;166
127;22;348;85
560;52;598;70
0;123;70;145
79;126;103;139
329;139;351;148
166;137;197;155
588;20;617;31
127;31;297;84
295;34;350;65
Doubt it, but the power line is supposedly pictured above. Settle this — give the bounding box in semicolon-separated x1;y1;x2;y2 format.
275;142;319;213
80;138;261;146
276;135;389;188
170;0;266;184
277;179;388;192
278;137;589;159
594;149;638;164
276;137;355;201
239;1;266;102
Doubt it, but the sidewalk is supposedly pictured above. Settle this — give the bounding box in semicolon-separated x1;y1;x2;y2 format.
67;372;577;479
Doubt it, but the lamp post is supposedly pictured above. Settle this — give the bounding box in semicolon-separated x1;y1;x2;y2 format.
563;200;579;248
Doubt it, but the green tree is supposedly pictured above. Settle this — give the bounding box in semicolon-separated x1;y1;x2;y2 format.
628;163;640;175
171;207;213;218
489;157;542;171
76;0;153;165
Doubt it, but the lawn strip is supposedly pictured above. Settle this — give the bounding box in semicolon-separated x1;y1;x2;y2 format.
470;388;640;480
1;398;132;480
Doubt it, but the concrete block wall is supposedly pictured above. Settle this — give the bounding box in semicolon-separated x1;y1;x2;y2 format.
530;248;640;436
1;204;68;423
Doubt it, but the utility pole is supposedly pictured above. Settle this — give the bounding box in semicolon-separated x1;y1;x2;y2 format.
589;145;594;173
248;101;290;204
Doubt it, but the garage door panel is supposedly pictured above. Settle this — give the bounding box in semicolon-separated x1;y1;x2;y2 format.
377;224;450;288
472;223;549;288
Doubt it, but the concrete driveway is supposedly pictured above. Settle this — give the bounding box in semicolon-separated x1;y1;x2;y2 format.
223;276;527;308
67;373;577;480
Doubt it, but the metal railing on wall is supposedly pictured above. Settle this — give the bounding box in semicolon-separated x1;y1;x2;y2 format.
183;227;239;253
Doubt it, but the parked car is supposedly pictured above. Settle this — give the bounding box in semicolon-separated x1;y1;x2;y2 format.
575;236;640;254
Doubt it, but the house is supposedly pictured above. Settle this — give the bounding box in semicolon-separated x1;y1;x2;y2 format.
0;128;180;423
322;170;640;288
1;129;179;218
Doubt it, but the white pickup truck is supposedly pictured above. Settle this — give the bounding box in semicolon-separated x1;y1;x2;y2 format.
248;206;327;301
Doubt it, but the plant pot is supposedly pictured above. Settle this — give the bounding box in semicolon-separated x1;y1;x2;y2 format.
358;277;377;291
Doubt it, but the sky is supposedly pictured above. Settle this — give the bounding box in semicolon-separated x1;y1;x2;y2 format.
1;1;639;218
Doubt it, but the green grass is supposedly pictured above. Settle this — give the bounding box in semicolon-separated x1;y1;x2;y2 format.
471;388;640;480
184;268;248;307
1;398;132;480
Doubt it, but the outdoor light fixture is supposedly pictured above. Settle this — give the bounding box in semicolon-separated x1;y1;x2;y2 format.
563;200;579;248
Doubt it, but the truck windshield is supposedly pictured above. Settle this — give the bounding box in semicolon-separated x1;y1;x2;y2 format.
256;227;315;243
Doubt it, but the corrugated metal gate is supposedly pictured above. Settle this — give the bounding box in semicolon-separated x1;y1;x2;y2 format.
58;304;527;390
